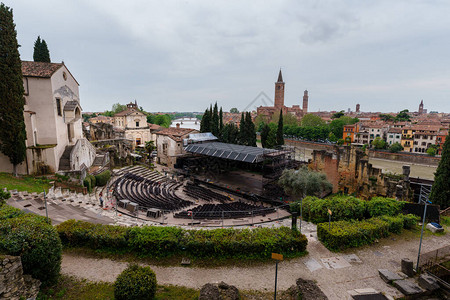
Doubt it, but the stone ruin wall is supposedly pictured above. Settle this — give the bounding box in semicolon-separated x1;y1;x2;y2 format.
0;255;40;300
309;145;412;200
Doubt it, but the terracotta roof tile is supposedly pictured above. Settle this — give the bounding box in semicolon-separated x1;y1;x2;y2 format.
21;61;63;78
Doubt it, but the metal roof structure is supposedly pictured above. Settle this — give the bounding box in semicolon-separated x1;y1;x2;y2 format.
186;132;218;143
184;142;276;163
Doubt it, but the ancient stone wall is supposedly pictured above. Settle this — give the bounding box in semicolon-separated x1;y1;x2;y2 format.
309;145;412;200
0;255;40;300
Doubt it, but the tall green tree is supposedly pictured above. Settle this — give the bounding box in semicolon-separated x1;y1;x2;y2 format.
429;137;450;209
395;109;411;122
219;107;223;134
279;167;332;199
238;112;246;145
211;102;219;137
200;108;210;132
261;123;270;148
276;110;284;146
33;35;50;62
0;3;27;176
301;114;325;127
246;112;256;146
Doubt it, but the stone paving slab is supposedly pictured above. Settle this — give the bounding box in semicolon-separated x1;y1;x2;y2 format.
343;254;362;264
378;269;402;283
303;258;323;272
321;256;351;269
393;279;424;296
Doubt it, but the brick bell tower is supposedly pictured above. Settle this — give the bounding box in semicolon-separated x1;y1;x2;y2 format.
274;69;285;110
302;90;308;114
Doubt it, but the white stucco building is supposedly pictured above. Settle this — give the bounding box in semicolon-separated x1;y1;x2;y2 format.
155;125;198;167
0;61;96;174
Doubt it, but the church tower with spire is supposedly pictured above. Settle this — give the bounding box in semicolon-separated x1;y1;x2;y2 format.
274;69;285;111
418;100;424;115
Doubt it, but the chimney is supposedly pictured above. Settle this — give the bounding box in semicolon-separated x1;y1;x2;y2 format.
176;123;180;129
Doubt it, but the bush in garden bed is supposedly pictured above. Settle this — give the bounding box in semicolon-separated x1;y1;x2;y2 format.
366;197;405;217
0;204;62;285
317;214;417;251
56;220;308;259
295;195;366;223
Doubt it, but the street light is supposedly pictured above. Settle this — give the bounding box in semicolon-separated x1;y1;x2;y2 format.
416;198;432;272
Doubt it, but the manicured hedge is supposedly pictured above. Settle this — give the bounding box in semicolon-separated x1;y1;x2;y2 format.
0;205;62;285
56;220;308;259
95;170;111;186
367;197;404;217
317;214;417;251
292;195;406;224
83;174;96;193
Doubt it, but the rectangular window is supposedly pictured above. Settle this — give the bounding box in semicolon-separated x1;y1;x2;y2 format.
136;122;139;127
56;98;62;116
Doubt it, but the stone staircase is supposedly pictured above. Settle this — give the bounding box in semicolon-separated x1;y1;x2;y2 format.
58;145;74;171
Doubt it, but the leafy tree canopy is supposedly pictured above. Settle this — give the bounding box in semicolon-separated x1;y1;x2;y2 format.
395;109;411;122
230;107;239;113
331;110;345;119
371;137;387;149
301;114;325;127
389;142;403;153
279;167;332;198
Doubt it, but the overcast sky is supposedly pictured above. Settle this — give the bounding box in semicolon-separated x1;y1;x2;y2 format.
9;0;450;113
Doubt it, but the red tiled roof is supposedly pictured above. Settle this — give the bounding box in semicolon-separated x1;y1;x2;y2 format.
156;128;197;141
21;61;63;78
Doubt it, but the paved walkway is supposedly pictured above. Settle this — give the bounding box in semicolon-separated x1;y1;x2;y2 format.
61;222;450;300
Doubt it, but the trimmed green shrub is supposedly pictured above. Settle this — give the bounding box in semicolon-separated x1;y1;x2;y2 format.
0;206;62;285
0;204;24;219
317;214;417;251
0;190;10;205
114;264;157;300
57;219;129;250
128;226;182;257
83;177;92;193
367;197;405;217
401;214;419;229
56;220;307;259
379;215;404;234
298;195;366;223
95;170;111;186
317;218;390;251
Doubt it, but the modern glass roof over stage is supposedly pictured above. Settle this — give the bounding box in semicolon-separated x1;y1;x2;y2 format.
184;142;278;164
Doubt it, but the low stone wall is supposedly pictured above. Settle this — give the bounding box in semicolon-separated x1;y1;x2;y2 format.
369;150;440;166
0;255;40;300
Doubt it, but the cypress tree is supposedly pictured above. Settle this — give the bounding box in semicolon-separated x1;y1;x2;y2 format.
200;108;210;132
246;112;256;146
33;36;51;62
276;110;284;146
212;102;219;137
261;123;270;148
429;137;450;209
0;4;27;176
219;107;223;134
33;36;42;62
40;39;50;62
238;113;246;145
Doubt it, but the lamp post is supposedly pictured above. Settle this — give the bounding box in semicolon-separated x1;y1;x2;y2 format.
416;199;431;272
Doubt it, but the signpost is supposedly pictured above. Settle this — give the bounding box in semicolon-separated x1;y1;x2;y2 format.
272;253;283;300
328;208;332;231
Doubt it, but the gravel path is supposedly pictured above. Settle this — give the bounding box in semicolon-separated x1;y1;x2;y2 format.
61;225;450;300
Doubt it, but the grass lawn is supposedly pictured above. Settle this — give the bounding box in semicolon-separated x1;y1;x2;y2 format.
37;274;296;300
0;172;52;193
37;275;199;300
